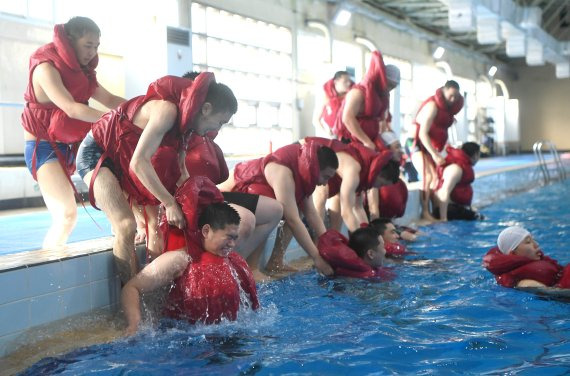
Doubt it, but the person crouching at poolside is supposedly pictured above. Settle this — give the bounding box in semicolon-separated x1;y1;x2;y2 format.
317;227;394;280
122;177;259;335
483;226;570;289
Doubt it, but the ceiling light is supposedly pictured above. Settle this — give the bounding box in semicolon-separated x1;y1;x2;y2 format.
488;65;498;77
433;46;445;59
333;8;352;26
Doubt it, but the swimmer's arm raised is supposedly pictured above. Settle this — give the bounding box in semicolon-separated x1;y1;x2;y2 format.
122;249;189;335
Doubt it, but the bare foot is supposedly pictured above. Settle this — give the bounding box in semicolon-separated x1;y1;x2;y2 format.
265;262;298;274
250;269;272;283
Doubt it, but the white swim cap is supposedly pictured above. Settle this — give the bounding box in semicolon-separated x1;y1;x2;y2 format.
381;131;399;146
497;226;530;254
385;64;400;86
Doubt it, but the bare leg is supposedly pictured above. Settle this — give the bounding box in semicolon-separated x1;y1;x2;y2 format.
230;204;256;256
36;161;78;250
265;221;296;273
328;194;343;231
411;151;437;222
144;205;163;260
243;196;283;280
84;168;138;284
312;185;328;223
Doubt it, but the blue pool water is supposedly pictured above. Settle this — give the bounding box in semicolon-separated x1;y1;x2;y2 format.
20;179;570;375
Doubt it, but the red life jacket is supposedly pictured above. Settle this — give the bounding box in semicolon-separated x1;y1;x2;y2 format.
232;142;321;206
482;246;570;288
414;87;464;153
318;229;395;280
385;241;408;257
321;79;353;136
162;176;259;324
184;131;228;184
22;24;99;143
91;73;214;206
305;137;392;197
378;179;408;218
21;24;99;179
436;146;474;206
335;51;390;148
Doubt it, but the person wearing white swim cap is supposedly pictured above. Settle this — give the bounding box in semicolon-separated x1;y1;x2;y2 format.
497;226;540;260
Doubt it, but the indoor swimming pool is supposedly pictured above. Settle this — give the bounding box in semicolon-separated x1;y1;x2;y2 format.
18;178;570;375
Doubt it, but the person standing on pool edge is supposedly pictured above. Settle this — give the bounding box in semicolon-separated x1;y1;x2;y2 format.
312;71;353;138
411;80;464;222
335;51;400;151
76;72;237;284
21;17;124;250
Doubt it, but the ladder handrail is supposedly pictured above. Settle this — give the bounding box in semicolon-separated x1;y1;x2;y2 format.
533;140;566;183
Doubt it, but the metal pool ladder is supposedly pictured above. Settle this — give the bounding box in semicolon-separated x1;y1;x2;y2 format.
533;140;567;183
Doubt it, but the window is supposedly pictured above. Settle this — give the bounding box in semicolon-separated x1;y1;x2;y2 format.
383;55;413;137
191;3;294;155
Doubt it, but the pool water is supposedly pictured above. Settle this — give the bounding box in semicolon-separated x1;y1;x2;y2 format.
20;179;570;375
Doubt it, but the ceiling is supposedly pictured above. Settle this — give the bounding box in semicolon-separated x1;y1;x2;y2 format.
360;0;570;62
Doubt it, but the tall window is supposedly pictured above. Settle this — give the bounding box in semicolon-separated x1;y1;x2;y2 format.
191;3;294;155
383;55;412;137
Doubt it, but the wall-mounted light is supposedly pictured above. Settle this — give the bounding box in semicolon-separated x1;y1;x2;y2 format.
488;65;498;77
354;36;377;52
332;4;352;26
433;46;445;59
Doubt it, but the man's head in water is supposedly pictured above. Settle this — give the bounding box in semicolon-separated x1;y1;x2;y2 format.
182;71;238;136
497;226;541;260
348;227;386;267
461;142;481;166
333;71;352;95
369;218;400;244
317;146;339;185
199;202;241;257
442;80;460;106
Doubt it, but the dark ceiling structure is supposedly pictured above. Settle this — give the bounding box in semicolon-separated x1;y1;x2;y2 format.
361;0;570;62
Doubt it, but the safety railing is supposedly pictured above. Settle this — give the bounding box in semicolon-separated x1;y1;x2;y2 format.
533;140;567;183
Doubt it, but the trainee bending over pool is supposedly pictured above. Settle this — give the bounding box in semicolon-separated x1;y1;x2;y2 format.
122;177;259;335
483;226;570;289
218;141;338;276
77;72;237;283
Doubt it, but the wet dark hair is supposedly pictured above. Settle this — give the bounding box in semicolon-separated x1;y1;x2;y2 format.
444;80;460;90
182;71;201;80
317;146;339;171
198;202;241;230
205;82;238;115
64;17;100;42
348;227;380;259
461;142;481;158
369;218;393;236
378;160;400;184
333;71;350;80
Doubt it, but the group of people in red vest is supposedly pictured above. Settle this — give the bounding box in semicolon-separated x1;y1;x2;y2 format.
24;16;557;335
